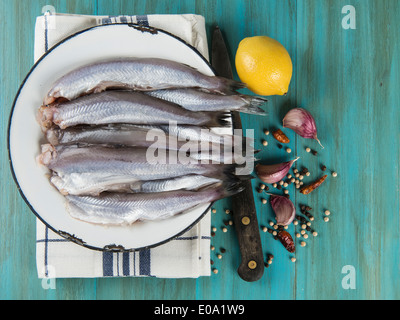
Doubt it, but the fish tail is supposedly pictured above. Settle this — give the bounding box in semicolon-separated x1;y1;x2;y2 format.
218;180;245;198
237;95;268;115
202;163;236;180
203;111;231;128
214;77;247;94
235;174;255;181
201;172;245;199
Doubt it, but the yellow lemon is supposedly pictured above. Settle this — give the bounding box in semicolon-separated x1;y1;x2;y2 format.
235;36;293;96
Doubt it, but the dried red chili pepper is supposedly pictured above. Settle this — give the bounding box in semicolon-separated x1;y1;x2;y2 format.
272;129;290;144
277;231;295;253
300;175;328;195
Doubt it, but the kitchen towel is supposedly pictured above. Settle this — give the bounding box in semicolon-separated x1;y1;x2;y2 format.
35;13;211;279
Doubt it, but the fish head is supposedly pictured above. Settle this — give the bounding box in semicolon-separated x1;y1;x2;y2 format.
44;86;65;105
46;128;61;146
36;105;55;131
36;144;57;166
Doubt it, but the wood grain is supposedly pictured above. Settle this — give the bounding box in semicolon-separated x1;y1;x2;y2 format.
0;0;398;300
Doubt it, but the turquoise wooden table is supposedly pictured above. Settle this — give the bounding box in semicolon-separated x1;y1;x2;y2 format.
1;0;399;300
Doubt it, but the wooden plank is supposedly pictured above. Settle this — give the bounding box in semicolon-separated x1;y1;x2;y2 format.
295;0;400;299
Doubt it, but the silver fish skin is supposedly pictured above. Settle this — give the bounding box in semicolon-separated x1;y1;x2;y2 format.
146;89;267;115
132;175;221;193
139;124;232;145
50;173;140;196
51;173;222;196
44;58;246;105
47;147;250;196
140;124;256;153
37;91;229;131
188;150;257;165
46;125;225;155
65;182;244;225
45;125;245;167
46;125;157;147
37;144;236;188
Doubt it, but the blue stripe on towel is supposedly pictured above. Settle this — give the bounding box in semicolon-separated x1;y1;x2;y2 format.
123;252;130;276
101;18;112;25
136;15;149;27
116;252;119;276
139;249;151;276
108;15;118;23
133;252;136;276
44;14;49;52
102;251;114;276
44;227;49;277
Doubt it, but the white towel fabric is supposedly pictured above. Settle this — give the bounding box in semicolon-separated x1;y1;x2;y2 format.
35;13;211;279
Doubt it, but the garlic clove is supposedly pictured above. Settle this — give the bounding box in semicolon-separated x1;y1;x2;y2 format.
268;194;296;226
255;158;299;184
283;108;324;148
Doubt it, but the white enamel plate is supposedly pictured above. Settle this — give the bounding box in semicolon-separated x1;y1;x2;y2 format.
8;24;231;251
